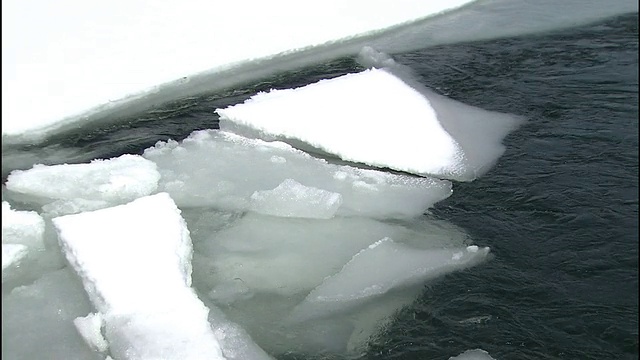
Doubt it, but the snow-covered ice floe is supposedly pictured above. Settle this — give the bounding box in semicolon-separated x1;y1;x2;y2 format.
51;193;272;360
217;67;523;181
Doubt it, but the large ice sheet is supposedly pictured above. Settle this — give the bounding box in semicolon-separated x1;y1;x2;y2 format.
2;0;475;142
143;130;451;218
52;193;226;360
5;154;160;216
217;68;522;180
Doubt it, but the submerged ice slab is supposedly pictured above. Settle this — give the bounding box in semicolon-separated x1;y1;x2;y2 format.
288;239;490;323
217;68;522;180
189;210;486;354
2;268;102;360
143;130;451;218
52;193;225;360
194;212;473;300
5;154;160;216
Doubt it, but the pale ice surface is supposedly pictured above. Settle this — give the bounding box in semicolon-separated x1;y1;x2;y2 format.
143;130;452;219
5;154;160;216
52;193;227;360
218;67;523;181
2;244;28;272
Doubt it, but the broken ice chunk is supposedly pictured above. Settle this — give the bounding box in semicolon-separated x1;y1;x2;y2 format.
249;178;342;219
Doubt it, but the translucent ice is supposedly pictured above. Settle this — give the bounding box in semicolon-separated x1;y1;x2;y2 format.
144;130;451;218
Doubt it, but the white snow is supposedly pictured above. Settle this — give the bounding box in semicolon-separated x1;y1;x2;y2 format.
52;193;226;360
143;130;452;218
5;154;160;216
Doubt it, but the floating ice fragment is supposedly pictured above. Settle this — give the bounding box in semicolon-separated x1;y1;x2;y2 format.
53;193;226;360
287;238;490;323
74;313;109;353
249;178;342;219
217;68;464;178
2;268;102;359
2;201;45;250
449;348;496;360
6;155;160;216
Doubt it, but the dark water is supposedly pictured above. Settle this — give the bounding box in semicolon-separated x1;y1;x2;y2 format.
5;13;637;360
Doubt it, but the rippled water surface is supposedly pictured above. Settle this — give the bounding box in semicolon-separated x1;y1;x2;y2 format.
4;13;638;360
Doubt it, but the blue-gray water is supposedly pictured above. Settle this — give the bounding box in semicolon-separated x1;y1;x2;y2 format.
4;13;637;360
